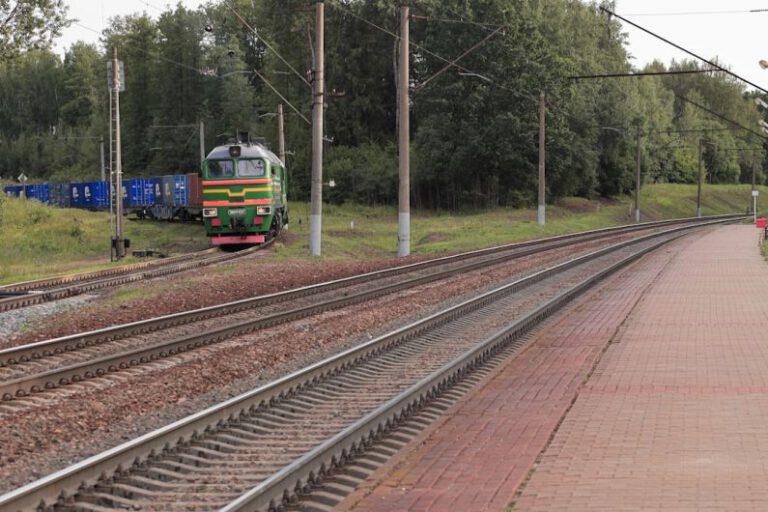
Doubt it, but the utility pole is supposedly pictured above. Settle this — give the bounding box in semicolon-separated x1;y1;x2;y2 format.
397;2;410;257
635;125;642;223
277;103;286;165
309;0;325;256
199;121;205;165
753;164;758;223
111;47;125;259
697;138;703;217
108;87;114;247
537;91;546;226
99;136;105;182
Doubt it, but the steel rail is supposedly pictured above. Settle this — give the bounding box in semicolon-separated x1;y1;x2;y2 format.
0;217;739;399
229;230;686;512
0;222;634;367
0;214;741;370
0;214;740;300
0;248;219;293
0;242;272;313
0;219;726;511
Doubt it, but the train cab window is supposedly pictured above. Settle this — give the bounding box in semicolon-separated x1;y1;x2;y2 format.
238;159;266;177
207;159;235;178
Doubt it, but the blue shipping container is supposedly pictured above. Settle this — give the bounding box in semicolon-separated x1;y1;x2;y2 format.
81;182;96;208
126;178;155;207
69;183;84;208
159;175;174;207
152;177;164;206
120;181;129;208
155;175;189;207
86;181;110;208
69;181;109;209
3;185;22;198
143;179;155;205
174;174;189;206
52;183;69;207
26;183;51;204
126;179;138;208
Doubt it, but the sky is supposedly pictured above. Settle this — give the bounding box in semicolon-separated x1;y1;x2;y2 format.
54;0;768;92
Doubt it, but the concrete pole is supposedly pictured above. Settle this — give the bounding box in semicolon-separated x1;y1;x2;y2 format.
277;103;286;165
697;138;703;217
537;91;546;226
753;164;757;223
112;47;125;259
635;125;642;223
100;137;105;182
309;0;324;256
397;4;410;257
108;88;114;256
199;121;205;166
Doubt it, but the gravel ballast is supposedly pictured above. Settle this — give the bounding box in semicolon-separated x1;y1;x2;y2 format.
0;235;658;494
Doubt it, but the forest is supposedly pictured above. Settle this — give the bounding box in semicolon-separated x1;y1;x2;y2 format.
0;0;766;210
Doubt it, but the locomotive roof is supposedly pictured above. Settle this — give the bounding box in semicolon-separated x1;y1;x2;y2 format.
206;143;283;166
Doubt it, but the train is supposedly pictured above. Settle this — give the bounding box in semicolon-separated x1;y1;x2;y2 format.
2;140;289;246
3;174;203;221
201;140;289;245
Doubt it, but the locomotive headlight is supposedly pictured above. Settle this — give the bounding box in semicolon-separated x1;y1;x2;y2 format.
203;207;218;217
257;206;271;215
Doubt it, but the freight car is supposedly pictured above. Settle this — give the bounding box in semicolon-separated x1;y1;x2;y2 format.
129;174;203;221
3;174;203;221
201;141;288;245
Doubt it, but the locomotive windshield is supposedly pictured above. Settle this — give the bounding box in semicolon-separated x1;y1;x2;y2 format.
238;159;266;177
207;159;235;178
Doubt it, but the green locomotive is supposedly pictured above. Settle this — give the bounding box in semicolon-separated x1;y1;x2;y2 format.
201;140;288;245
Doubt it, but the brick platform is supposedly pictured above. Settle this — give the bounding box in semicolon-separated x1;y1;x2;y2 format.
339;225;765;511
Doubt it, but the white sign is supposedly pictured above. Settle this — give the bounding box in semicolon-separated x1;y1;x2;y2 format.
17;172;27;182
752;190;759;197
107;61;125;92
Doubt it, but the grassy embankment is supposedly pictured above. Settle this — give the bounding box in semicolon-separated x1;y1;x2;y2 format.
279;183;761;258
0;196;208;285
0;183;762;284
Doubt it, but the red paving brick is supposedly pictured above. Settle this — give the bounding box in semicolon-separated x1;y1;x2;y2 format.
513;225;768;511
338;224;745;511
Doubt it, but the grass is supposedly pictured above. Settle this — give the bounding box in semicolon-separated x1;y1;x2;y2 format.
276;183;764;260
0;183;763;284
107;281;177;305
0;197;209;284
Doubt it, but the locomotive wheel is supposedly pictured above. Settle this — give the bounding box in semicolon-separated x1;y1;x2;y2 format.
268;211;283;240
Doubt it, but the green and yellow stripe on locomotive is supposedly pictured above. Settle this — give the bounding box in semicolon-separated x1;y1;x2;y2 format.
201;142;288;246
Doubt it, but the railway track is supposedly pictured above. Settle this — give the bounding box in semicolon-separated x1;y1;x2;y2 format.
0;218;737;511
0;242;274;313
0;216;739;402
0;216;730;315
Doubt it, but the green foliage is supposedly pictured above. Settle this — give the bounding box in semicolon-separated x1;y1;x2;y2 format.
0;0;69;60
325;143;398;205
0;0;765;212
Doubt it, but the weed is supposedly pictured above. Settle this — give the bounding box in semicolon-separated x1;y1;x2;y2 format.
69;218;83;241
